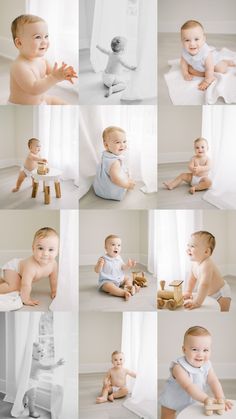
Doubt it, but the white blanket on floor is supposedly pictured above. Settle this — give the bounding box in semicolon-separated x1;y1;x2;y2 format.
0;291;23;311
164;48;236;105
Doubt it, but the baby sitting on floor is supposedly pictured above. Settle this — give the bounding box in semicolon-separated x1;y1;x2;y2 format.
96;35;136;97
12;138;47;192
164;137;211;194
23;342;64;418
95;234;140;301
96;350;136;404
93;126;135;201
0;227;59;306
180;20;235;91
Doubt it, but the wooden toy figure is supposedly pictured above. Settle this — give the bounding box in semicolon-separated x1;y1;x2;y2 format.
204;397;225;416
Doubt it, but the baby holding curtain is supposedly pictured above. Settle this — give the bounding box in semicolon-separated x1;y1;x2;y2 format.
12;138;47;192
184;231;231;311
96;350;136;403
96;36;136;97
93;126;135;201
0;227;59;306
159;326;233;418
164;137;212;194
23;342;64;418
9;14;77;105
95;234;140;301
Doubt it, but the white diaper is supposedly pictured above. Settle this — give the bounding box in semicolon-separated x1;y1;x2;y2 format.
21;166;36;178
210;281;232;301
28;378;38;390
0;292;23;311
112;386;121;393
191;175;203;186
1;258;22;274
103;72;125;87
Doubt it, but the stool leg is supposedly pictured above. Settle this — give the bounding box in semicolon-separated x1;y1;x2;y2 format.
54;182;61;198
31;181;39;198
44;186;50;205
43;181;46;192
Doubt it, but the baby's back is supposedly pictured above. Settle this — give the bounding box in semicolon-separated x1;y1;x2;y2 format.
105;53;124;74
193;258;225;295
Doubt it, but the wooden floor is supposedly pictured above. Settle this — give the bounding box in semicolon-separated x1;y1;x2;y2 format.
79;263;157;312
0;166;78;209
79;373;139;419
0;392;50;419
157;162;217;209
158;33;236;106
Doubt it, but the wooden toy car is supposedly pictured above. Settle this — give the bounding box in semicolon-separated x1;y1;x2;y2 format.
132;271;148;287
157;280;184;310
37;162;49;175
204;397;225;416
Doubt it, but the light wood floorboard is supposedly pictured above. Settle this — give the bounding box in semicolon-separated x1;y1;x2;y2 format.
0;392;50;419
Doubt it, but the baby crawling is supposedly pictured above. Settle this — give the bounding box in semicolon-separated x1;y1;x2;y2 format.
0;227;59;306
95;234;140;300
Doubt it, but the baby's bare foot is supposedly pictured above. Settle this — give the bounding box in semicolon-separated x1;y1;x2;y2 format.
105;87;112;98
189;186;196;194
108;394;114;402
12;187;19;192
96;396;108;404
163;181;174;190
134;284;140;293
198;77;216;91
124;291;131;301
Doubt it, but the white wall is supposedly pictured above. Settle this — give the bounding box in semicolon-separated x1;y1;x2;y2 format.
15;107;35;160
227;211;236;270
158;312;236;379
0;107;16;167
79;210;148;265
79;312;122;372
0;0;26;58
158;0;236;34
0;313;6;391
79;0;95;49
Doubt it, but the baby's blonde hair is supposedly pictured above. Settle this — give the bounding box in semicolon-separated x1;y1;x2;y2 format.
11;14;46;45
102;126;126;144
28;138;40;149
111;350;123;359
104;234;120;247
181;20;204;32
184;326;211;344
33;227;59;245
192;231;216;254
194;137;208;147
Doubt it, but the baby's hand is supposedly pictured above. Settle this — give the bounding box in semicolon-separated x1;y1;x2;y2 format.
127;258;136;268
97;257;105;268
57;358;65;366
225;399;233;410
64;66;78;84
51;62;77;83
41;158;48;163
183;72;193;81
183;291;193;300
184;299;200;310
23;298;40;306
127;179;135;190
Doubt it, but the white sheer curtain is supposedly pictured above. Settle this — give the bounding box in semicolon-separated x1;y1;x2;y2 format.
50;210;78;312
27;0;78;71
79;105;157;198
34;106;78;185
202;106;236;209
156;210;202;287
51;313;78;419
122;312;157;419
148;210;157;276
4;313;41;417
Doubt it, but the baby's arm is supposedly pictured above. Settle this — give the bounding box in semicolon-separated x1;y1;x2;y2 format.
180;57;193;81
126;369;136;379
198;53;215;91
109;160;135;190
122;259;136;270
119;57;137;71
188;157;197;173
207;368;233;411
38;358;65;371
96;45;110;55
94;257;105;273
173;364;209;403
193;157;211;176
28;153;47;163
184;266;211;309
20;265;39;306
103;370;112;386
183;270;197;299
49;261;58;299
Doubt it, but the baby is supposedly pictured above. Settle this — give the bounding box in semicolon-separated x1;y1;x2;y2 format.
96;36;136;97
184;231;231;311
93;126;135;201
9;14;77;105
96;350;136;404
94;234;139;301
23;342;64;418
12;138;47;192
180;20;235;91
164;137;211;194
159;326;233;419
0;227;59;306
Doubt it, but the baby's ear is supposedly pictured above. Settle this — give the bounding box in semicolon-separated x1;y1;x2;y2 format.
14;37;22;48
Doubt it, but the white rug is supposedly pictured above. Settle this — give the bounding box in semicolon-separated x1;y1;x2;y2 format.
164;48;236;105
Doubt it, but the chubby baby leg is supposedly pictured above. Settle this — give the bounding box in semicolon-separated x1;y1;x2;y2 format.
163;173;192;190
189;177;212;194
96;384;112;404
161;405;176;419
12;171;27;192
101;282;131;300
123;276;140;295
0;270;21;294
215;60;236;74
108;386;128;401
218;297;231;312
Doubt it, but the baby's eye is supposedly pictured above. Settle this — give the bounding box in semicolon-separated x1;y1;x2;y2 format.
203;349;209;352
192;348;197;351
49;248;54;252
45;35;49;39
38;247;43;250
35;35;41;39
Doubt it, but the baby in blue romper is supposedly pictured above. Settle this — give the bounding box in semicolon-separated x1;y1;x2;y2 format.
159;326;233;419
93;126;135;201
94;234;139;300
180;20;235;91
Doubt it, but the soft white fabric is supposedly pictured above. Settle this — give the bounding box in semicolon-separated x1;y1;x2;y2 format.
148;210;157;276
4;313;41;417
122;312;157;419
164;48;236;105
202;106;236;209
34;106;79;185
0;292;22;312
51;313;78;419
49;210;78;311
79;105;157;198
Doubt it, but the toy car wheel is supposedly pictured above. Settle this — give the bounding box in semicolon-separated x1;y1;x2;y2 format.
157;298;165;309
166;299;177;310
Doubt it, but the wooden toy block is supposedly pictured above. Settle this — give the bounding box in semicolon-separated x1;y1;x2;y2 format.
37;162;49;175
204;398;225;416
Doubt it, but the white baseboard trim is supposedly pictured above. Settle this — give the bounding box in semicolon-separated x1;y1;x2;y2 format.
159;152;191;164
0;378;6;393
79;38;90;50
0;36;17;60
80;253;141;266
0;159;21;169
79;363;110;374
158;22;236;34
158;363;236;380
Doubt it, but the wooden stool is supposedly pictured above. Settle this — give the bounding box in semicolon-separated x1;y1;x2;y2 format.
31;168;62;205
178;401;236;418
